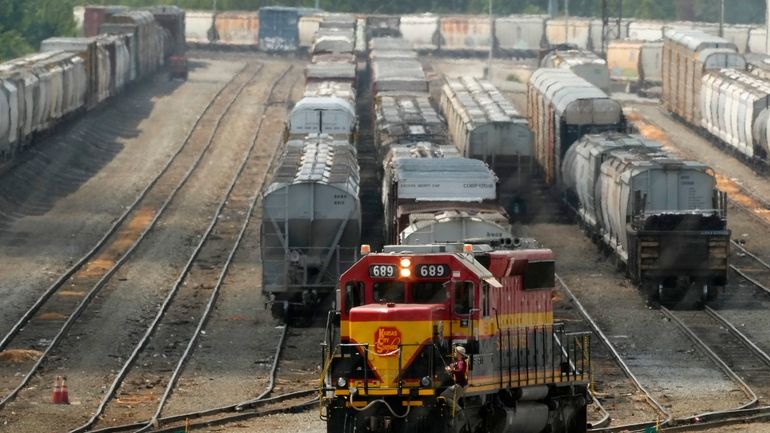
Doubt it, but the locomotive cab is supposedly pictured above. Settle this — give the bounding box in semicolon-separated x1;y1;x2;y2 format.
321;243;591;433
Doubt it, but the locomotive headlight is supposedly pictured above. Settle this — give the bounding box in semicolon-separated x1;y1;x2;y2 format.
399;258;411;268
420;376;432;387
337;377;348;388
400;268;411;278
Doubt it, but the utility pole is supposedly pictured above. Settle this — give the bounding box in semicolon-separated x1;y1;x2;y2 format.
315;0;320;9
564;0;569;45
487;0;493;79
767;0;770;53
719;0;725;38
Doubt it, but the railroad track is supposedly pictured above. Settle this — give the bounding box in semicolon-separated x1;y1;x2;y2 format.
729;240;770;294
0;63;263;409
62;64;298;433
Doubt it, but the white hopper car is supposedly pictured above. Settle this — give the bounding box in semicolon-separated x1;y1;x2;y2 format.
540;49;611;92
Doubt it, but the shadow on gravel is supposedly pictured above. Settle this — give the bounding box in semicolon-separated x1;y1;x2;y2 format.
0;74;184;232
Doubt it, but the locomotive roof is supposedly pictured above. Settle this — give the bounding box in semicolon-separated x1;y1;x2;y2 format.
443;76;523;127
264;134;358;196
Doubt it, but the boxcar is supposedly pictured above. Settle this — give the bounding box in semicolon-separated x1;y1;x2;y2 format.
258;6;310;52
260;134;360;317
148;5;186;54
662;29;745;124
527;68;625;185
83;5;128;38
540;49;611;92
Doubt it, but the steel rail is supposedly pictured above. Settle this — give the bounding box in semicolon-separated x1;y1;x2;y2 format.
0;64;262;411
0;63;248;353
70;65;293;433
659;307;758;409
555;274;674;432
67;64;290;433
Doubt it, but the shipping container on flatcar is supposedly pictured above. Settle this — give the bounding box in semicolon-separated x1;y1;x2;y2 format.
400;14;440;52
439;15;492;54
545;17;592;49
540;49;611;92
527;68;625;185
213;11;259;48
440;76;532;173
185;10;214;45
700;69;770;161
662;29;746;124
562;133;729;302
373;93;447;157
260;134;360;318
381;142;510;245
494;15;547;57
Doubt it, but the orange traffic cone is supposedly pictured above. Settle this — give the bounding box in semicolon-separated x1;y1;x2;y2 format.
51;376;62;404
59;376;70;404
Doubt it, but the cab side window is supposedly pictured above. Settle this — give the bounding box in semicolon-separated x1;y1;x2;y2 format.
524;261;555;290
453;282;473;315
344;281;365;313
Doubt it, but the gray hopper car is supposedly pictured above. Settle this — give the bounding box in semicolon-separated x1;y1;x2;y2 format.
381;142;511;245
260;134;360;317
662;29;746;124
527;68;625;185
440;76;533;173
371;58;428;94
562;134;729;303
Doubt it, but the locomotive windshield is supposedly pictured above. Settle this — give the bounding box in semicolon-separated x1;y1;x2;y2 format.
411;281;447;303
373;281;405;302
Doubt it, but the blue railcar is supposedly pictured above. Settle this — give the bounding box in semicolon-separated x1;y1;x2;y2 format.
258;6;316;52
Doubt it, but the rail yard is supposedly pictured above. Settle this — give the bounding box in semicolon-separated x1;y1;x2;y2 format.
4;5;770;433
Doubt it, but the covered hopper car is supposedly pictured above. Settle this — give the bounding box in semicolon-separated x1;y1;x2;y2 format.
261;134;361;318
540;49;611;93
561;134;729;303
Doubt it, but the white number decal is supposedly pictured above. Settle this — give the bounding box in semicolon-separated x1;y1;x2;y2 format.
371;265;394;277
419;265;446;277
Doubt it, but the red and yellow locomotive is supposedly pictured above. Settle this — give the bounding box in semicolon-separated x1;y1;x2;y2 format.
320;242;591;433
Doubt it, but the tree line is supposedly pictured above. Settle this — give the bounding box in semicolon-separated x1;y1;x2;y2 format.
0;0;766;61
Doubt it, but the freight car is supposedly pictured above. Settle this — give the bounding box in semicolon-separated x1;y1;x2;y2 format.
382;142;511;245
258;6;316;52
561;133;729;303
527;68;625;185
321;242;592;433
606;40;663;90
494;15;547;57
288;92;357;140
438;15;492;55
440;76;532;176
373;93;447;158
540;49;611;92
662;29;746;125
213;11;259;48
400;14;440;52
1;6;183;164
260;134;361;318
700;69;770;162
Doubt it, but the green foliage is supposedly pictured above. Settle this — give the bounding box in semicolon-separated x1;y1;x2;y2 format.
0;0;78;62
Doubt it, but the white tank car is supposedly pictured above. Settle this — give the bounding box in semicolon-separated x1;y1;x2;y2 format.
561;133;729;302
260;134;360;316
440;76;532;170
381;142;511;245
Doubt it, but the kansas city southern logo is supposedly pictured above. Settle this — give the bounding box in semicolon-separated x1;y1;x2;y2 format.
374;327;402;355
